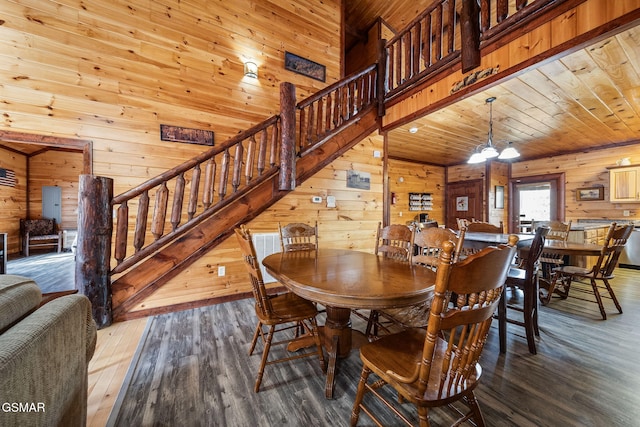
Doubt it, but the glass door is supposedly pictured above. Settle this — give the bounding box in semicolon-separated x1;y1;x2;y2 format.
509;173;565;233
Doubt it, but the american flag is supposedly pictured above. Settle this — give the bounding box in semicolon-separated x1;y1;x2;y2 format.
0;168;16;187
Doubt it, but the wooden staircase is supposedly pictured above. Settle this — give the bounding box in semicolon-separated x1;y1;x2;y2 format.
111;105;380;320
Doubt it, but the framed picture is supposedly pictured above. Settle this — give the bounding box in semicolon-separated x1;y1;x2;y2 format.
495;185;504;209
284;52;326;82
346;170;370;190
456;196;468;211
576;187;604;201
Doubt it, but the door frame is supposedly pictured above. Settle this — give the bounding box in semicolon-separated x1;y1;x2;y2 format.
508;173;565;233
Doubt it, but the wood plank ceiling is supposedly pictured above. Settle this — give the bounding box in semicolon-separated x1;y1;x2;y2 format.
344;1;640;166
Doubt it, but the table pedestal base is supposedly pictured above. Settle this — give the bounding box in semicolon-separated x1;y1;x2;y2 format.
322;306;367;399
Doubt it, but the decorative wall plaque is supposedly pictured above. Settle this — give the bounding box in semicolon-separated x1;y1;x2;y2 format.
160;124;214;146
284;52;326;82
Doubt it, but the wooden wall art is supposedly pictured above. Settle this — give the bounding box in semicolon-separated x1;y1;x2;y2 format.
576;187;604;201
284;52;326;82
160;125;214;146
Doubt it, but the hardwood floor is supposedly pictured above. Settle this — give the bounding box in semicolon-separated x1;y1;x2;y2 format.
103;269;640;427
6;251;75;293
7;253;640;426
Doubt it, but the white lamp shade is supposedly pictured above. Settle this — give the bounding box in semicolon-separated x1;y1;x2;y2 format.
498;143;520;160
481;145;499;159
468;152;486;164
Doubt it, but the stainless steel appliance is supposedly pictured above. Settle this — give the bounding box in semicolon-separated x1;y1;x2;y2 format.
620;228;640;269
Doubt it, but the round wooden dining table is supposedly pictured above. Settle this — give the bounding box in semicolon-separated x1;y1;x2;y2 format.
262;248;436;399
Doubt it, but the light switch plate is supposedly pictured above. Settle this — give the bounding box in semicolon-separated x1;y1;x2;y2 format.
326;195;336;208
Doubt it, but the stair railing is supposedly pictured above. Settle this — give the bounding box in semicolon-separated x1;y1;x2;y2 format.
297;63;378;155
110;116;281;275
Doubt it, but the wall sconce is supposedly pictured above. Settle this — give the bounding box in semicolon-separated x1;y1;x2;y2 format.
244;62;258;79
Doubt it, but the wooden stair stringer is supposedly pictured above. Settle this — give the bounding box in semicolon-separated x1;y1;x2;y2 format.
110;108;379;320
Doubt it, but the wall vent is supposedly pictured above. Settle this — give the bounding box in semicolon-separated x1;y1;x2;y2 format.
251;232;281;283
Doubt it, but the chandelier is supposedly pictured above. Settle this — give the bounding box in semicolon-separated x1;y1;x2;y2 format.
467;97;520;164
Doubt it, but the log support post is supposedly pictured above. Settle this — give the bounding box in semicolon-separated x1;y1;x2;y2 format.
279;82;296;191
76;174;113;328
461;0;481;73
377;38;387;117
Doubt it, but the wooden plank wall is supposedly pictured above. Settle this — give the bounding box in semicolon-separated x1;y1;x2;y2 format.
27;150;84;230
0;0;342;226
0;148;26;254
512;143;640;222
388;158;445;225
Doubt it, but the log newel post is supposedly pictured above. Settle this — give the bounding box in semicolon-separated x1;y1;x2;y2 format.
279;81;296;191
377;38;387;117
76;174;113;329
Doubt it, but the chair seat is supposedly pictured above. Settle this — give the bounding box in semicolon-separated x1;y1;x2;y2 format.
506;267;526;283
284;243;315;251
256;292;318;324
379;302;431;328
359;328;481;403
554;265;592;277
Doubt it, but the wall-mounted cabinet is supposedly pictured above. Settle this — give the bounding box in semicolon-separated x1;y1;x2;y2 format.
609;165;640;202
409;193;433;211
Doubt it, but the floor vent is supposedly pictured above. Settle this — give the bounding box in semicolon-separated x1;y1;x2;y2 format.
251;232;280;283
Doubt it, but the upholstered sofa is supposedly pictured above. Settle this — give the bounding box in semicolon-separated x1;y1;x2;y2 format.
0;275;97;427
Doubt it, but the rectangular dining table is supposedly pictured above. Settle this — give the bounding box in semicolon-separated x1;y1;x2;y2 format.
262;248;436;399
463;232;534;251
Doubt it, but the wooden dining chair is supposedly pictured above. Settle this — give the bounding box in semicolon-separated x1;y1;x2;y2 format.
379;227;467;329
544;222;633;319
466;220;504;233
410;226;466;268
350;237;518;427
356;223;415;339
234;226;325;392
374;222;414;260
532;220;571;292
278;221;318;252
497;226;549;354
455;217;470;231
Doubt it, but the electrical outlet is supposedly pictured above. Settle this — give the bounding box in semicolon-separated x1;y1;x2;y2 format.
623;210;630;217
218;266;226;276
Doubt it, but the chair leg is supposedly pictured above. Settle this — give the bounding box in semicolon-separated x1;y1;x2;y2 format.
350;366;372;426
603;278;623;314
497;291;507;353
417;406;431;427
365;310;379;339
310;318;326;372
590;279;608;320
248;321;262;356
255;325;275;392
465;391;486;427
523;281;537;355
